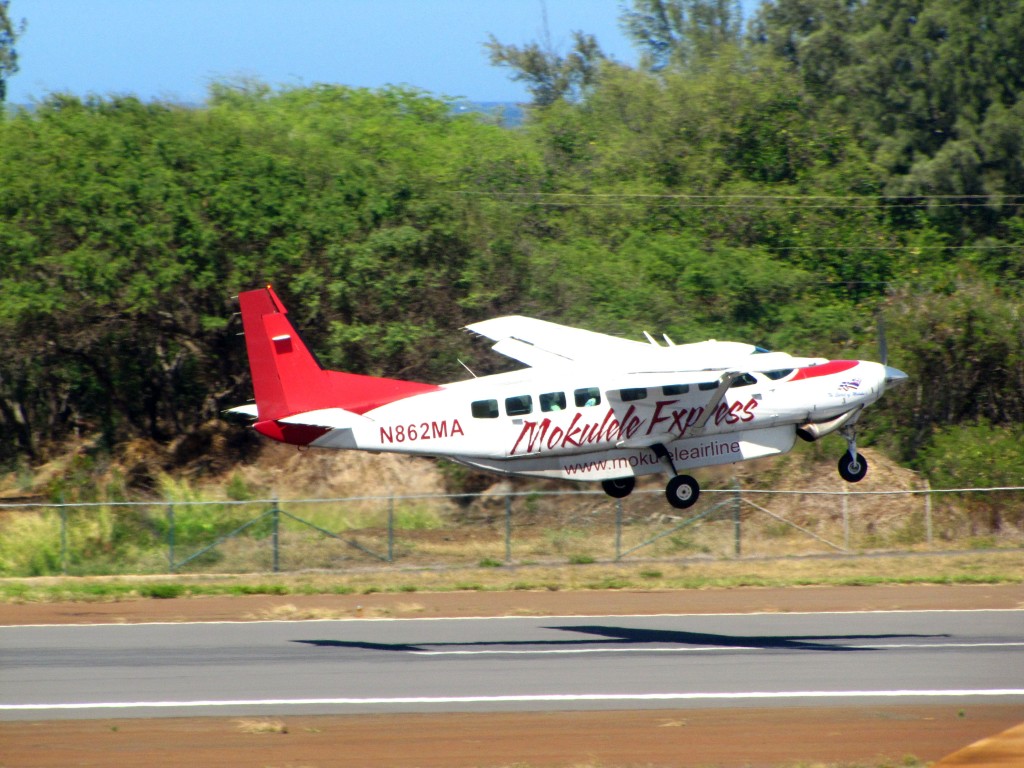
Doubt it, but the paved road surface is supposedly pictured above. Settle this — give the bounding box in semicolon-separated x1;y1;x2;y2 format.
3;609;1023;720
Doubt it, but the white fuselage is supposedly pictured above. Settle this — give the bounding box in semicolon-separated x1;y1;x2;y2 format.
308;359;893;482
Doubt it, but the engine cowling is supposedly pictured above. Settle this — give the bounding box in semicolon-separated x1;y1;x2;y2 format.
796;408;862;442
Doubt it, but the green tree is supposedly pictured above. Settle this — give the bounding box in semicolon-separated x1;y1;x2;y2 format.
0;85;548;465
484;30;604;107
922;422;1024;532
752;0;1024;238
620;0;742;71
0;0;23;104
880;278;1024;460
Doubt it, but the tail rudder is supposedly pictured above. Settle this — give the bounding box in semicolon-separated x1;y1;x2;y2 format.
238;286;440;430
238;286;323;422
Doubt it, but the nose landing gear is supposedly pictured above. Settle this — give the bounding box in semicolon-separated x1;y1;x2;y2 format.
838;424;868;482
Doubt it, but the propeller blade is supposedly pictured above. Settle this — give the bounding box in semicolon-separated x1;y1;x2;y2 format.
876;312;889;366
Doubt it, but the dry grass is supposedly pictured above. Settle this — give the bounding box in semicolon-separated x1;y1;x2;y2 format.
247;603;357;621
248;600;427;621
233;718;289;735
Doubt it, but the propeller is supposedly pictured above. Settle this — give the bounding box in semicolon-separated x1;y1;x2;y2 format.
876;309;908;388
876;311;888;366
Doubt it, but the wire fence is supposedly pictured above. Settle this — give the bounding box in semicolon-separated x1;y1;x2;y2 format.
0;485;1022;577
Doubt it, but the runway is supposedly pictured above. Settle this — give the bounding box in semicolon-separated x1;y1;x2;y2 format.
3;608;1023;720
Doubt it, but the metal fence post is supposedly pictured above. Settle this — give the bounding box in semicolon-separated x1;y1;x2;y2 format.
59;497;67;576
505;494;512;564
167;503;176;573
387;497;394;563
924;478;933;546
272;498;280;573
843;484;850;550
733;482;741;557
615;497;623;560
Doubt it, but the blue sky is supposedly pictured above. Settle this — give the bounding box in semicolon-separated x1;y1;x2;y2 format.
7;0;759;105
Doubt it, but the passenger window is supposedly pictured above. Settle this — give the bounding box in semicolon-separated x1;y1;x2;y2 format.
540;392;566;412
505;395;533;416
764;369;794;381
574;387;601;407
698;382;719;391
620;387;647;402
471;399;499;419
663;384;690;396
730;373;758;388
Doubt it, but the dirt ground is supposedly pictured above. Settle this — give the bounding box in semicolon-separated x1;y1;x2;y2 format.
2;584;1023;768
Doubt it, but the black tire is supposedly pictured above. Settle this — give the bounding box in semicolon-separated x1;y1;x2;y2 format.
838;452;868;482
601;477;636;499
665;475;700;509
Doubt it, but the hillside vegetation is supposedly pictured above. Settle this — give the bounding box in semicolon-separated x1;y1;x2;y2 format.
0;0;1022;520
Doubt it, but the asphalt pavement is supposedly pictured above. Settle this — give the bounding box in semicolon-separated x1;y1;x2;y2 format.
2;609;1023;720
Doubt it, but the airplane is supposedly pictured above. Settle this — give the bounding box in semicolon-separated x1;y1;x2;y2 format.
229;285;908;509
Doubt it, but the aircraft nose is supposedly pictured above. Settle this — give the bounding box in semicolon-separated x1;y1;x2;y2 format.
884;366;908;388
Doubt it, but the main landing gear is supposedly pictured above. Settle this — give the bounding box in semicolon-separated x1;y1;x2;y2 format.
654;443;700;509
665;474;700;509
838;424;868;483
601;476;635;499
599;444;701;510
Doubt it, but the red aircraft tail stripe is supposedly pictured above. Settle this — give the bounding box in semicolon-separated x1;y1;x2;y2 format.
238;287;441;427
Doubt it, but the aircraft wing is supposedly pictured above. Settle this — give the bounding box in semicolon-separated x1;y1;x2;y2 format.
465;315;808;374
465;315;653;368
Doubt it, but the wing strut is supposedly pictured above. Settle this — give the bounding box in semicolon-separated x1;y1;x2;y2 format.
690;371;742;433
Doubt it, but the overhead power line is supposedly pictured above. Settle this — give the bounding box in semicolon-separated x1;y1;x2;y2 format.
458;191;1024;201
455;191;1024;209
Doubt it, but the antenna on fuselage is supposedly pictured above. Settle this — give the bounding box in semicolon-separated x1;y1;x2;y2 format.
457;359;478;378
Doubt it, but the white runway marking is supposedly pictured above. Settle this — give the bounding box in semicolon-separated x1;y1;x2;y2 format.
412;642;1024;656
5;689;1024;713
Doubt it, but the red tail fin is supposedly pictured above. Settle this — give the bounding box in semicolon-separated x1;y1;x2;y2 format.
238;287;440;425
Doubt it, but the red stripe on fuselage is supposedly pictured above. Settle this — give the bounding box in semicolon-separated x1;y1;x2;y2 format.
791;360;859;380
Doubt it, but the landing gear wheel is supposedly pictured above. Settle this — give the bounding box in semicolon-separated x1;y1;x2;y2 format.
601;477;636;499
666;475;700;509
838;452;868;483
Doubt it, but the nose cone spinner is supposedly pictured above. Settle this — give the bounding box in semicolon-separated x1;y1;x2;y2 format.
884;366;909;388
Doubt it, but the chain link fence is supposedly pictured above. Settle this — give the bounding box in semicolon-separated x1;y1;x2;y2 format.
0;486;1022;577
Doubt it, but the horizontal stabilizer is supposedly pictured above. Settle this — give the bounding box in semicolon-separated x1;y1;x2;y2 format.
278;407;373;430
224;404;259;420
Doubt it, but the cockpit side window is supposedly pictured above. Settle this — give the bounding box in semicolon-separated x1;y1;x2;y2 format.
729;373;758;388
574;387;601;407
764;369;794;381
619;387;647;402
